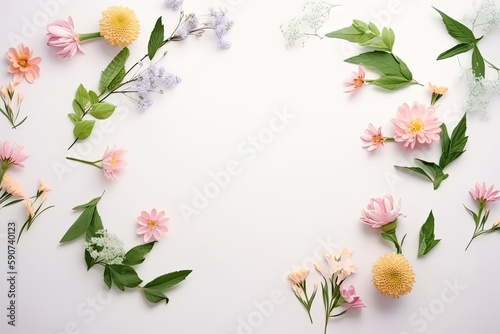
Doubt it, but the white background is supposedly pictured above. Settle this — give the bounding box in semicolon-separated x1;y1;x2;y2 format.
1;0;500;333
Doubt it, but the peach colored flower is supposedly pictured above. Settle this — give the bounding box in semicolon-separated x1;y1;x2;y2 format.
1;174;25;197
361;124;386;151
345;65;367;94
137;209;169;242
38;179;51;202
101;146;127;180
23;198;35;219
340;284;365;308
361;195;403;228
288;269;310;286
315;248;356;283
470;182;500;204
47;17;83;60
429;82;448;95
391;102;442;149
6;44;41;84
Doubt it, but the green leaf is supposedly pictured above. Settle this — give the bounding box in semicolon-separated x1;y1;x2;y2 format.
418;211;441;257
99;48;130;94
381;27;395;51
433;7;476;43
73;120;95;140
437;42;473;60
464;205;479;225
107;67;126;91
144;270;192;291
440;123;451;164
148;17;165;60
395;166;432;182
142;288;169;304
107;265;143;291
439;114;468;169
75;84;89;111
352;19;369;31
122;242;156;266
60;207;95;242
415;159;448;190
88;90;99;105
72;100;85;117
371;76;412;90
103;265;112;289
345;51;410;78
381;231;401;254
472;43;485;78
368;22;380;35
395;55;413;81
85;249;95;271
90;102;116;120
68;113;81;124
72;195;103;211
325;25;364;42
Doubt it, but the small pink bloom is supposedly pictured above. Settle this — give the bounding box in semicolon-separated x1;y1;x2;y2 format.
340;284;365;308
6;44;41;84
391;102;442;149
470;182;500;204
344;65;367;94
47;17;83;60
361;195;403;228
361;124;386;151
0;141;29;168
137;209;169;242
101;146;126;180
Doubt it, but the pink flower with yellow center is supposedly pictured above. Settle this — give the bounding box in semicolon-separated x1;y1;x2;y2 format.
391;102;442;149
6;44;41;84
137;209;169;242
101;146;127;180
345;65;367;94
361;124;386;151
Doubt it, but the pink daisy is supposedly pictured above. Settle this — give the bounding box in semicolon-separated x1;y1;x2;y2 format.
6;44;41;84
391;102;442;149
101;146;126;180
470;182;500;204
137;209;169;242
0;141;29;167
361;124;386;151
345;65;367;94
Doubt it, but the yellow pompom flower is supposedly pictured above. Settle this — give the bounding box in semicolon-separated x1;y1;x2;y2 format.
99;6;140;47
371;253;416;298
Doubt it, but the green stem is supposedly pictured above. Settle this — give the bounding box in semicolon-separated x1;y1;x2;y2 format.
385;137;395;141
66;157;103;169
0;166;7;185
78;32;102;41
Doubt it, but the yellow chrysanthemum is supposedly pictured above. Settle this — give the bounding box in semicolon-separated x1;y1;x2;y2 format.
99;6;140;47
372;253;416;298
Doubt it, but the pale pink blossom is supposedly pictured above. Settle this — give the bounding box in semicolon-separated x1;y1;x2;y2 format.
344;65;367;94
470;182;500;204
391;102;442;149
136;209;169;242
101;146;126;180
315;248;356;283
6;44;41;84
340;284;365;308
361;195;403;228
361;124;386;151
0;141;28;167
47;17;83;60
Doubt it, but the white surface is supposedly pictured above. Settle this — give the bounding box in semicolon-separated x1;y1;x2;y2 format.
1;0;500;333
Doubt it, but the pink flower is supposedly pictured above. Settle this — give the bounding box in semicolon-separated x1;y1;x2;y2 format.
470;182;500;204
101;146;126;180
340;284;365;308
137;209;169;242
361;195;403;228
345;65;367;94
391;102;442;149
6;44;41;84
0;141;29;168
361;124;386;151
47;17;83;60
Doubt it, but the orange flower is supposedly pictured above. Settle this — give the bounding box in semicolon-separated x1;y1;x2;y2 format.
428;83;448;95
6;44;42;84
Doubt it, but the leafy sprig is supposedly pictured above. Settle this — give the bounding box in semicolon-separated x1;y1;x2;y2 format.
396;114;468;190
60;194;192;304
417;211;441;257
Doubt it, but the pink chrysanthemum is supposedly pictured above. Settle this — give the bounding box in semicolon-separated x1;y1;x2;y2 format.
361;195;403;228
101;146;126;180
0;141;29;168
391;102;442;149
137;209;169;242
470;182;500;204
6;44;41;84
361;124;386;151
340;284;365;308
47;17;83;60
345;65;367;94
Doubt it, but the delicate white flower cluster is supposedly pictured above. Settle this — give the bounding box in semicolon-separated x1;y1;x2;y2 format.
206;7;234;49
84;230;126;265
281;1;337;49
165;0;183;11
464;0;500;35
463;69;500;115
175;14;200;40
134;65;181;109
